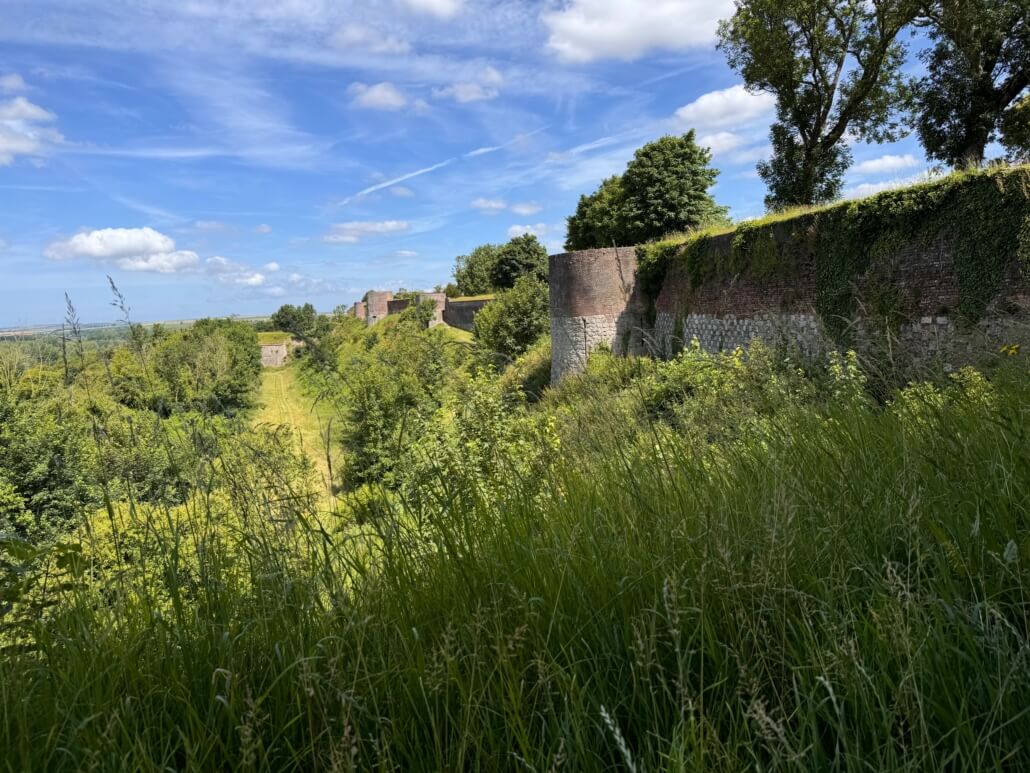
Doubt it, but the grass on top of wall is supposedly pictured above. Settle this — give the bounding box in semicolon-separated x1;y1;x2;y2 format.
257;331;292;345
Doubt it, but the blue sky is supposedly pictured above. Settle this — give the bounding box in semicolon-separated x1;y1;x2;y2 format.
0;0;933;326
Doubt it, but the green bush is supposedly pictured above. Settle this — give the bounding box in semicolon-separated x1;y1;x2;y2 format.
473;276;549;360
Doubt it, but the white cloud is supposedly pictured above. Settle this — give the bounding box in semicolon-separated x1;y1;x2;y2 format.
433;82;498;103
390;185;415;197
433;66;503;103
507;223;559;240
0;74;26;93
394;249;418;258
697;131;746;155
255;223;273;234
0;238;9;251
44;225;276;281
852;153;921;176
263;261;280;271
471;197;507;213
544;0;734;63
400;0;463;18
348;81;409;111
0;96;53;122
675;85;776;132
117;251;201;273
45;225;198;274
324;220;410;243
511;202;542;216
331;24;411;55
0;95;61;165
46;226;175;261
206;255;266;286
844;171;933;200
193;219;226;231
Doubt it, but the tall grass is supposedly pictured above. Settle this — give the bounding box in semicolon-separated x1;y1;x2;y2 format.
2;361;1029;770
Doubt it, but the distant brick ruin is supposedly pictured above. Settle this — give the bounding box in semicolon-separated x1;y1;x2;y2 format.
349;290;493;332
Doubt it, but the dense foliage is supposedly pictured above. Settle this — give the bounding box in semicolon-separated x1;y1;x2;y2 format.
453;243;503;297
3;302;1029;769
489;233;548;290
453;234;549;295
565;133;728;249
915;0;1029;168
472;275;550;360
0;314;264;544
717;0;919;208
267;302;328;339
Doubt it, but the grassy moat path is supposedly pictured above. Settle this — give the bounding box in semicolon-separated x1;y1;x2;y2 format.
254;362;341;507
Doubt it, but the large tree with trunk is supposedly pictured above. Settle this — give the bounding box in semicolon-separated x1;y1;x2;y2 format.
914;0;1029;168
718;0;921;209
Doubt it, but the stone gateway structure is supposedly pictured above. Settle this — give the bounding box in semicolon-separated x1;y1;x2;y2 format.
549;167;1030;382
260;343;289;368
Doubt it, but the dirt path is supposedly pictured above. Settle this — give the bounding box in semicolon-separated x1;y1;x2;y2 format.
255;364;341;508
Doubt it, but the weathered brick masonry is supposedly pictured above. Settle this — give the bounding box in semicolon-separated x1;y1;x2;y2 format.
365;291;393;325
550;223;1030;382
549;247;649;379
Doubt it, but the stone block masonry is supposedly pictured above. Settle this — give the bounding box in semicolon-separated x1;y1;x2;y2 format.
260;343;288;368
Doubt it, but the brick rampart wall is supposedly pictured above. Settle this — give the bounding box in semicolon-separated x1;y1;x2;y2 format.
550;223;1030;381
387;298;411;316
443;299;492;331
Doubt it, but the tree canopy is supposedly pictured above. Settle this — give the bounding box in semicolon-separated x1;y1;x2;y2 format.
914;0;1029;168
565;133;728;250
489;234;549;290
452;235;549;294
718;0;920;209
453;244;503;296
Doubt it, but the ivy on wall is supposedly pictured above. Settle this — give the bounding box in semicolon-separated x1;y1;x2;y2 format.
636;165;1030;341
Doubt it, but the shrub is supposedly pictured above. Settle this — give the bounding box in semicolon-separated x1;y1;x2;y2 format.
473;276;549;360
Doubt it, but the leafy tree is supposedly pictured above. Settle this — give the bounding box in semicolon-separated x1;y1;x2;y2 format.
620;132;729;243
490;234;549;290
270;303;321;337
914;0;1029;168
565;176;628;250
453;244;502;296
718;0;920;209
564;134;727;250
1000;93;1030;161
152;319;260;414
474;276;550;360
